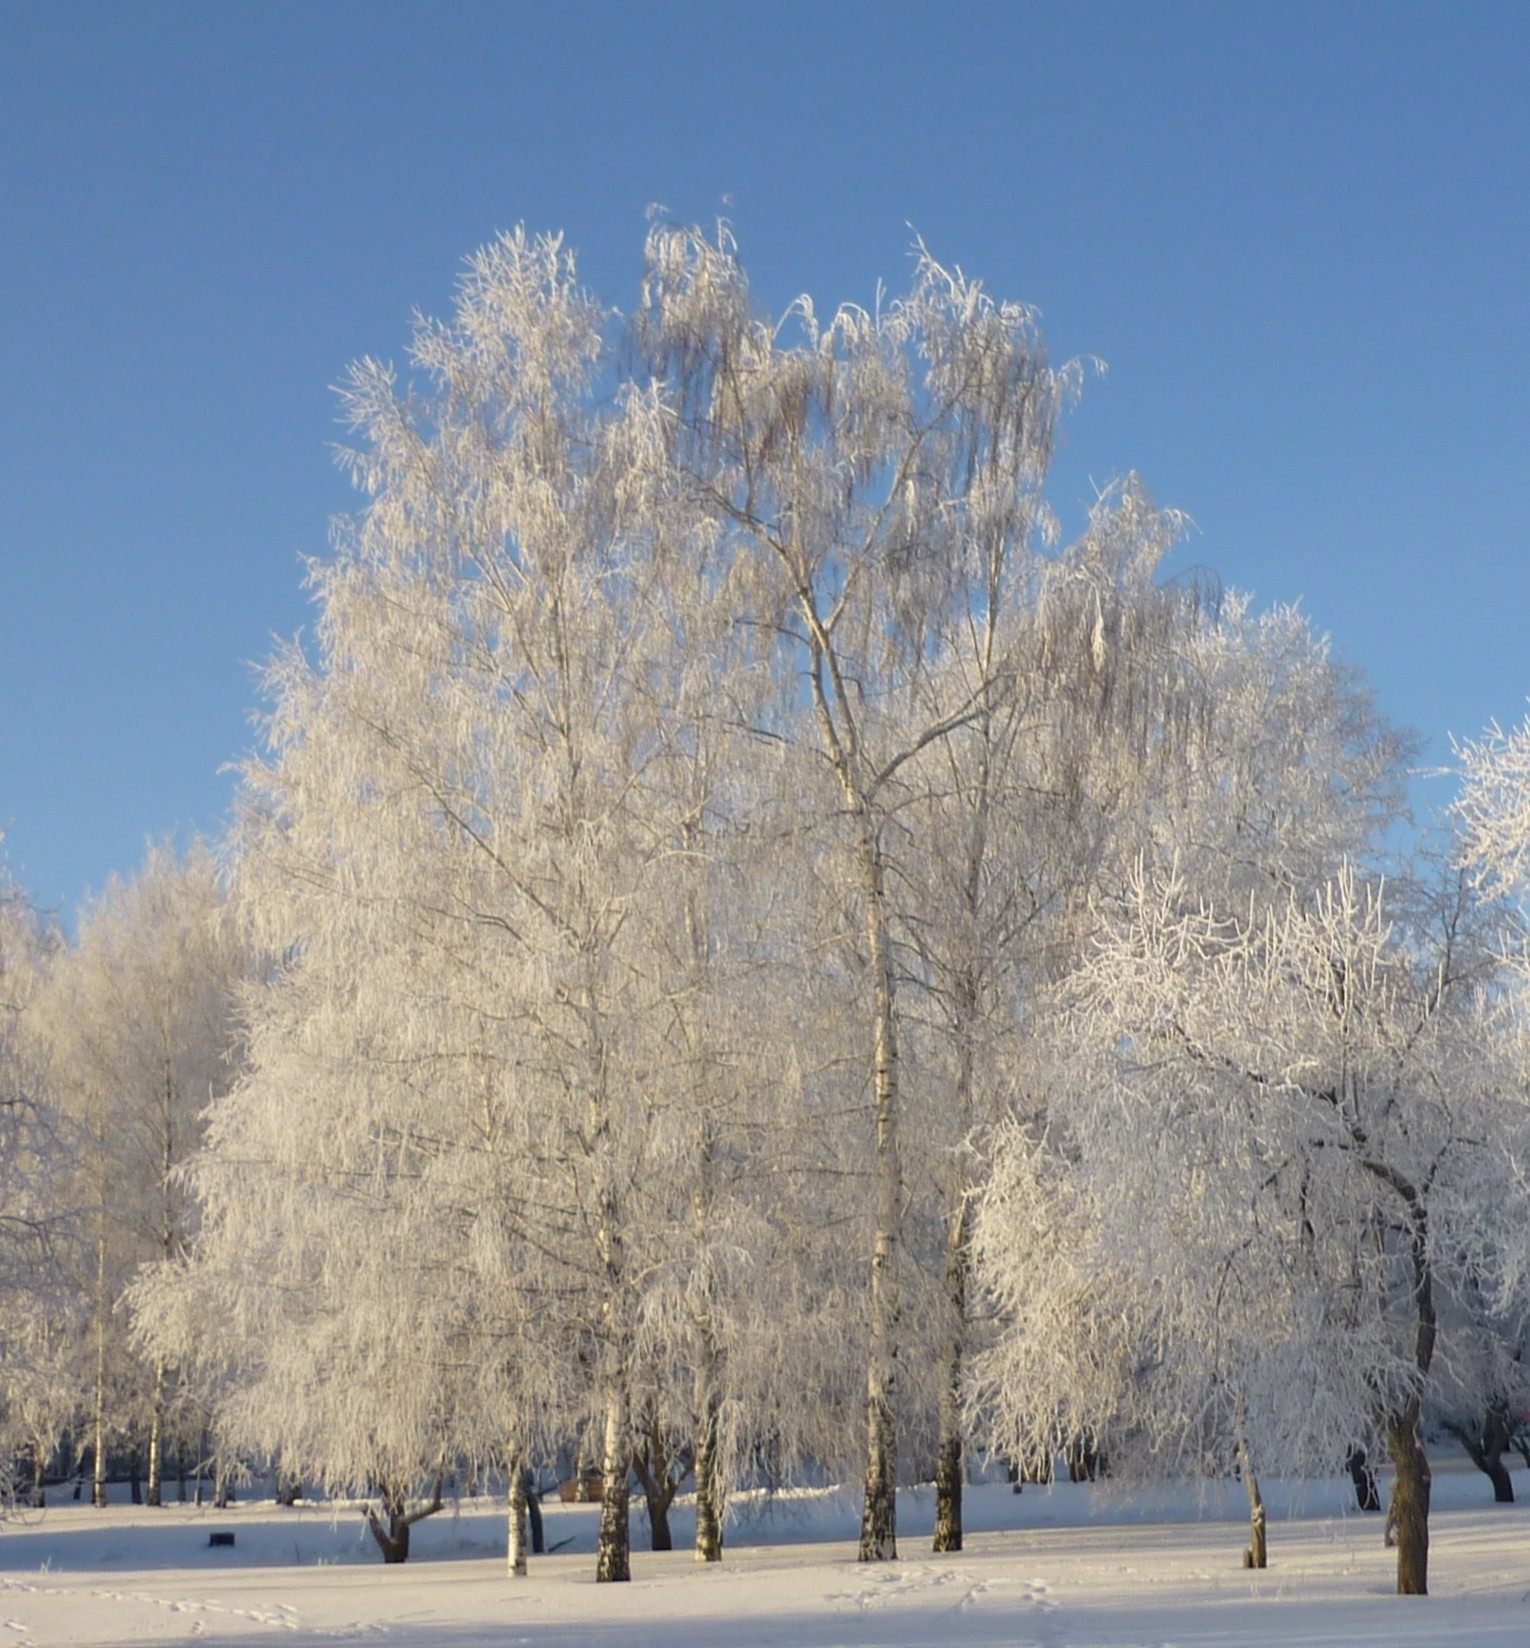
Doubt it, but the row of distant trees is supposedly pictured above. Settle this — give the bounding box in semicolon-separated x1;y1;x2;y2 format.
6;224;1530;1598
0;843;248;1514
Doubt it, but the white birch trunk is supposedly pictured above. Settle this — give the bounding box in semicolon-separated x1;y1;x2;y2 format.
146;1357;167;1508
91;1223;108;1509
507;1455;529;1578
857;832;900;1563
595;1380;631;1582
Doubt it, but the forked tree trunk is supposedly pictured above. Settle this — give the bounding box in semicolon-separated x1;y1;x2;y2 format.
932;1200;970;1553
858;834;901;1564
1443;1407;1515;1504
369;1495;411;1564
366;1478;443;1565
1386;1415;1431;1595
632;1422;684;1552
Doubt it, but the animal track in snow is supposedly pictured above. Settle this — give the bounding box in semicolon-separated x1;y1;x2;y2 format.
0;1577;298;1633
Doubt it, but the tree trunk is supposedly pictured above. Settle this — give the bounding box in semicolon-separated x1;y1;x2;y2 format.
366;1479;443;1565
91;1231;108;1509
693;1376;723;1562
148;1058;176;1513
1443;1408;1515;1504
631;1425;681;1553
689;1118;725;1563
129;1445;142;1505
596;1385;632;1582
1237;1440;1267;1569
146;1358;166;1507
1368;1165;1436;1594
507;1458;529;1577
586;982;632;1585
90;1425;107;1507
932;1199;969;1553
857;835;900;1564
369;1492;413;1565
1346;1447;1380;1512
526;1472;544;1554
1066;1437;1103;1482
31;1442;46;1509
1385;1415;1431;1596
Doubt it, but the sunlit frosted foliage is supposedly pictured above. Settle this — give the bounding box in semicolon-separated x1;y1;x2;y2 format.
1455;712;1530;905
144;219;1452;1593
975;860;1530;1594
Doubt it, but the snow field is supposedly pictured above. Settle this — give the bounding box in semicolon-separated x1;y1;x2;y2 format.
2;1466;1527;1647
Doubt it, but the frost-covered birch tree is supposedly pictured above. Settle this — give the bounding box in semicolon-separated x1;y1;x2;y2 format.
637;221;1086;1560
155;228;829;1580
895;478;1212;1550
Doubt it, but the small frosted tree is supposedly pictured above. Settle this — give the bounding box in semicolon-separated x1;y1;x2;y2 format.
977;859;1530;1595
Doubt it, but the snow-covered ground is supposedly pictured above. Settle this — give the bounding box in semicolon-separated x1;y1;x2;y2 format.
3;1457;1527;1646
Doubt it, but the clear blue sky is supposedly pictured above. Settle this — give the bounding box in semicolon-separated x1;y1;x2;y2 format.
3;1;1526;914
